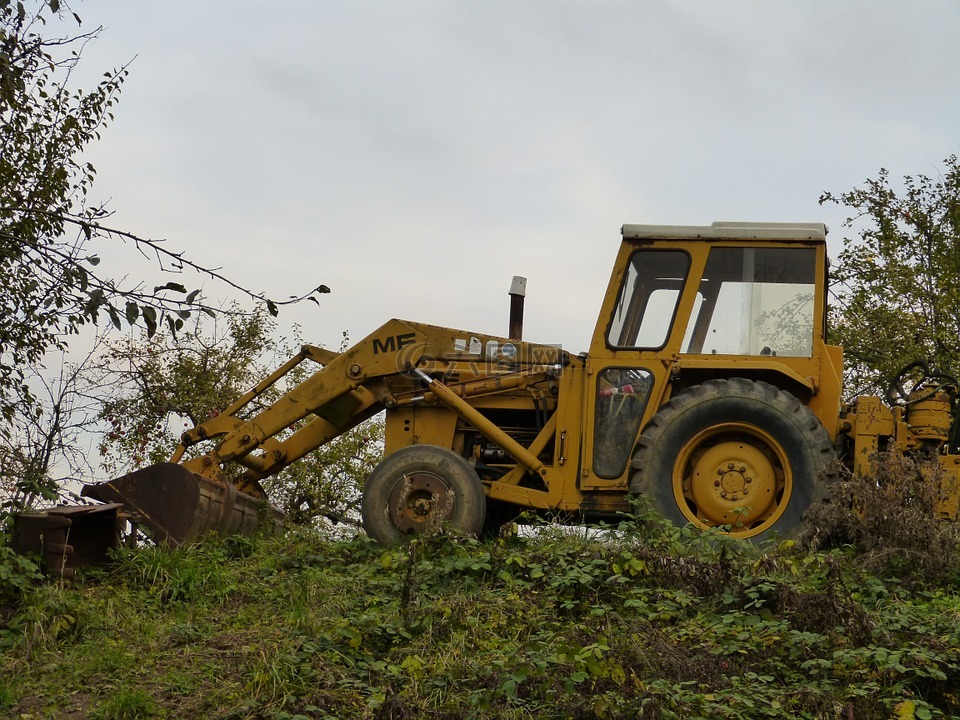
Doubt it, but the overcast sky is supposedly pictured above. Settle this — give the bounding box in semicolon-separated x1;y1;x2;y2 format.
70;1;960;353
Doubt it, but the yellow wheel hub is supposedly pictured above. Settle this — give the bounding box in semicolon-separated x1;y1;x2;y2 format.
673;423;791;537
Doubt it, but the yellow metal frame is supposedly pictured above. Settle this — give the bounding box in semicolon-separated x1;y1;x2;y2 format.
160;221;959;527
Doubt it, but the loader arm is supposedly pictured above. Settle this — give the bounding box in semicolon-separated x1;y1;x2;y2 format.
173;320;436;483
84;319;568;545
174;344;383;488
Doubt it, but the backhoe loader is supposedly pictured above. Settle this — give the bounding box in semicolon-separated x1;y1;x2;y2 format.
40;222;960;559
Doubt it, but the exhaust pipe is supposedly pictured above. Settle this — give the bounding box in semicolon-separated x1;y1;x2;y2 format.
508;275;526;341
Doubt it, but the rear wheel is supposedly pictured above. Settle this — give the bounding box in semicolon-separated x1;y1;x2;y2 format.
630;378;835;541
361;445;486;545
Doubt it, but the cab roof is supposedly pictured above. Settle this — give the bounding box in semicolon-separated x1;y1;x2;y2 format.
621;221;827;242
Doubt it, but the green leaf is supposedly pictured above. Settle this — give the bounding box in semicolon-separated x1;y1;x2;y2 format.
107;305;122;331
266;300;279;317
142;306;158;338
125;301;139;325
84;288;105;320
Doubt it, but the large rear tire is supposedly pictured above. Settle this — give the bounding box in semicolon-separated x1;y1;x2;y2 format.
630;378;836;542
362;445;486;545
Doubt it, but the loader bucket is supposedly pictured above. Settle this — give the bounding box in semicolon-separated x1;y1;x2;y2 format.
82;463;283;547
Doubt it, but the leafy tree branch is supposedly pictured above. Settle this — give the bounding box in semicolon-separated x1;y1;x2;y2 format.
821;154;960;397
1;0;328;429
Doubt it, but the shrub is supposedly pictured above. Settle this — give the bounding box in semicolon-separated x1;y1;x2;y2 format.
801;450;960;584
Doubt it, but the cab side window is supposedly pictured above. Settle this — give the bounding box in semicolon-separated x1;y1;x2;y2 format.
607;250;690;349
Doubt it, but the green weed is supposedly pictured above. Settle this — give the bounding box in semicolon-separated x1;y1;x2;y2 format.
0;542;42;607
88;687;161;719
0;683;13;711
1;523;959;718
112;538;237;606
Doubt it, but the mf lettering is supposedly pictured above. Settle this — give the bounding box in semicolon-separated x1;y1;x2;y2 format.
372;333;417;355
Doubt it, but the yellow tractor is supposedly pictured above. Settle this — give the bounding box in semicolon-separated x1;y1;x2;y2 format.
80;221;960;547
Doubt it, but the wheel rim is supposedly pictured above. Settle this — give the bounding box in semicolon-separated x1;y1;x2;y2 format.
388;471;455;534
672;422;791;538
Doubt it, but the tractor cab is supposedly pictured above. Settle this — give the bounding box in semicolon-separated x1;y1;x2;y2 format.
578;222;843;539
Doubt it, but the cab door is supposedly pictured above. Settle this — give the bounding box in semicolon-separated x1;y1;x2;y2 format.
579;247;696;491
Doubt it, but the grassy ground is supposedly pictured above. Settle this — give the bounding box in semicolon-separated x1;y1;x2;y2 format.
2;502;960;720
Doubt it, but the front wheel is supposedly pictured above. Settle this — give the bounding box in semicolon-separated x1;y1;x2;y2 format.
361;445;486;545
630;378;836;542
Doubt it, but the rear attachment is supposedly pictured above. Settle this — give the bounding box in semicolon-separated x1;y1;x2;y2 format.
10;503;123;578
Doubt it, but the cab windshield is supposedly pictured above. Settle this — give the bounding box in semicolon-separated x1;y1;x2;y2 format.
682;247;816;357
